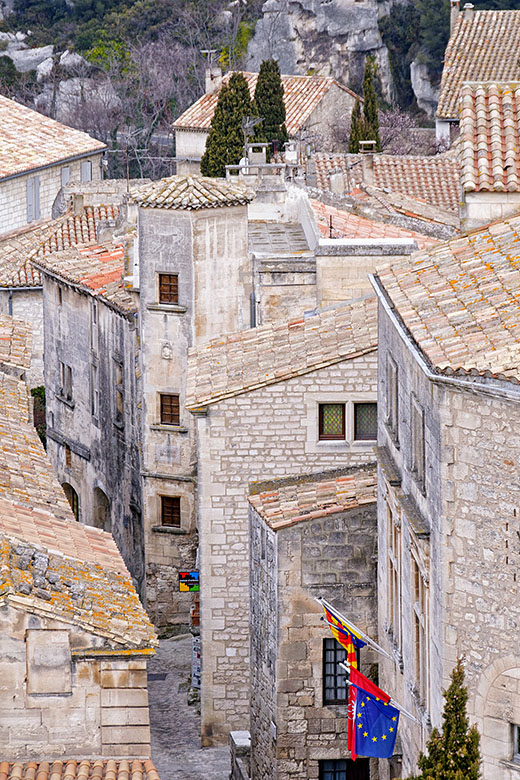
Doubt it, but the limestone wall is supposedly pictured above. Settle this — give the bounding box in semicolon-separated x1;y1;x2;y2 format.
0;154;102;236
461;191;520;233
195;353;378;744
250;501;378;780
174;129;207;164
0;289;43;387
0;606;151;759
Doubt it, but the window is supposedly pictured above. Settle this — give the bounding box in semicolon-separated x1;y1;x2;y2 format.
57;285;63;306
318;403;345;440
59;362;73;402
386;356;399;442
80;160;92;183
65;444;71;469
62;482;79;521
354;402;377;441
114;360;124;425
412;554;429;707
323;638;360;705
160;393;180;425
161;496;181;527
387;500;401;648
61;166;71;187
90;362;99;418
319;760;369;780
512;724;520;763
26;176;40;222
411;397;426;491
159;273;179;304
90;300;98;352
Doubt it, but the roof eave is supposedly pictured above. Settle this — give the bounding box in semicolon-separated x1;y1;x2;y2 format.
0;146;106;184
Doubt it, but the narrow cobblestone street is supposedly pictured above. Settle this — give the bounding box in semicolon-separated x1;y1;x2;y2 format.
148;635;231;780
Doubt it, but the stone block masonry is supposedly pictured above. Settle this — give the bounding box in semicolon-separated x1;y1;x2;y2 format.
194;353;378;744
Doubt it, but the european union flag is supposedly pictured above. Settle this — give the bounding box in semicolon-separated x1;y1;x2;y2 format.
354;689;400;759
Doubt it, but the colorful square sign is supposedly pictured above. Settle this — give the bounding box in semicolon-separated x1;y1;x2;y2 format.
179;571;199;592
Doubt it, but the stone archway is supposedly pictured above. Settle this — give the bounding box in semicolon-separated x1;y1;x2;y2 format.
92;487;111;532
62;482;80;521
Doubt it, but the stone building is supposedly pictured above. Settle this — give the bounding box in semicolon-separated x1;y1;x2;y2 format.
371;211;520;779
186;295;379;744
0;313;157;760
459;82;520;232
248;465;378;780
436;4;520;145
0;94;105;235
173;71;360;172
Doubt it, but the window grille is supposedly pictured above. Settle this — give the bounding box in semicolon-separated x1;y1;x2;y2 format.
159;273;179;304
319;403;345;440
161;496;181;527
354;402;377;441
160;394;180;425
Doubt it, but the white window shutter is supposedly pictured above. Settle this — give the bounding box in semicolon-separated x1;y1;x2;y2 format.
26;177;33;222
34;176;40;220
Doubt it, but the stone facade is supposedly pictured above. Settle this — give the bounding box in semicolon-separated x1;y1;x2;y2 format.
0;606;152;759
249;473;378;780
192;354;378;744
375;297;520;779
460;191;520;233
0;288;43;386
42;277;145;595
0;154;102;236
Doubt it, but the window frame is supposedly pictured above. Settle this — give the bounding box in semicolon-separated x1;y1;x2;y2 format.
353;401;377;442
113;359;124;426
80;160;93;183
512;724;520;763
160;495;181;528
59;361;73;403
322;637;360;706
387;498;402;650
411;396;426;493
411;550;429;709
160;393;180;426
26;175;40;223
90;360;99;419
158;273;179;305
318;402;346;441
386;355;399;444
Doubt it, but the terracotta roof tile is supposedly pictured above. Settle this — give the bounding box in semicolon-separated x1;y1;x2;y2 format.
249;464;377;530
438;10;520;120
310;199;439;250
0;95;105;179
129;174;254;210
173;72;360;136
0;205;119;288
33;238;137;315
376;213;520;382
460;82;520;192
313;152;460;214
0;761;159;780
186;295;378;408
0;316;31;370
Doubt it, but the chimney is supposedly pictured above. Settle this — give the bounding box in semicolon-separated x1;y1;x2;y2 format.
450;0;460;33
359;140;376;186
462;2;475;21
73;193;84;216
205;66;223;95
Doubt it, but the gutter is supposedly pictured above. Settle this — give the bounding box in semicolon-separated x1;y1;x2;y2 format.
0;147;106;185
369;273;520;405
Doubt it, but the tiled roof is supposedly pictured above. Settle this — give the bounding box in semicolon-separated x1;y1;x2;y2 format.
186;295;378;408
310;199;439;250
437;10;520;120
0;761;160;780
0;528;156;648
33;238;137;315
249;465;377;530
375;214;520;382
460;82;520;192
129;175;254;210
0;316;31;370
0;94;106;179
313;152;460;214
173;71;360;136
0;205;119;287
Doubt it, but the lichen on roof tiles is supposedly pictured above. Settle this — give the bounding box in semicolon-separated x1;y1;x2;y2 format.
460;82;520;193
129;174;254;210
249;464;377;530
0;94;105;180
186;295;378;408
437;10;520;120
376;213;520;382
0;760;160;780
173;72;360;136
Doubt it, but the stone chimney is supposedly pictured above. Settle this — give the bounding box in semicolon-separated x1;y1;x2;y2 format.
359;140;376;186
205;66;223;95
72;193;84;216
462;2;475;21
450;0;460;32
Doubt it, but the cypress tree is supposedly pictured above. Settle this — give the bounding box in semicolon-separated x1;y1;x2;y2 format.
362;55;381;152
407;659;481;780
348;99;364;154
252;58;288;158
200;72;253;178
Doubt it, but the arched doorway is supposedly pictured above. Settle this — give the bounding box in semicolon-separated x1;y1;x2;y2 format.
62;482;79;521
92;487;111;532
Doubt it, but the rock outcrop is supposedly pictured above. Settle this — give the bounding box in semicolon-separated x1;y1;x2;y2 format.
246;0;395;101
410;59;440;118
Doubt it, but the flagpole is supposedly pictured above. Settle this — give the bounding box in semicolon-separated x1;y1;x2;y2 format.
339;663;420;724
316;596;393;661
